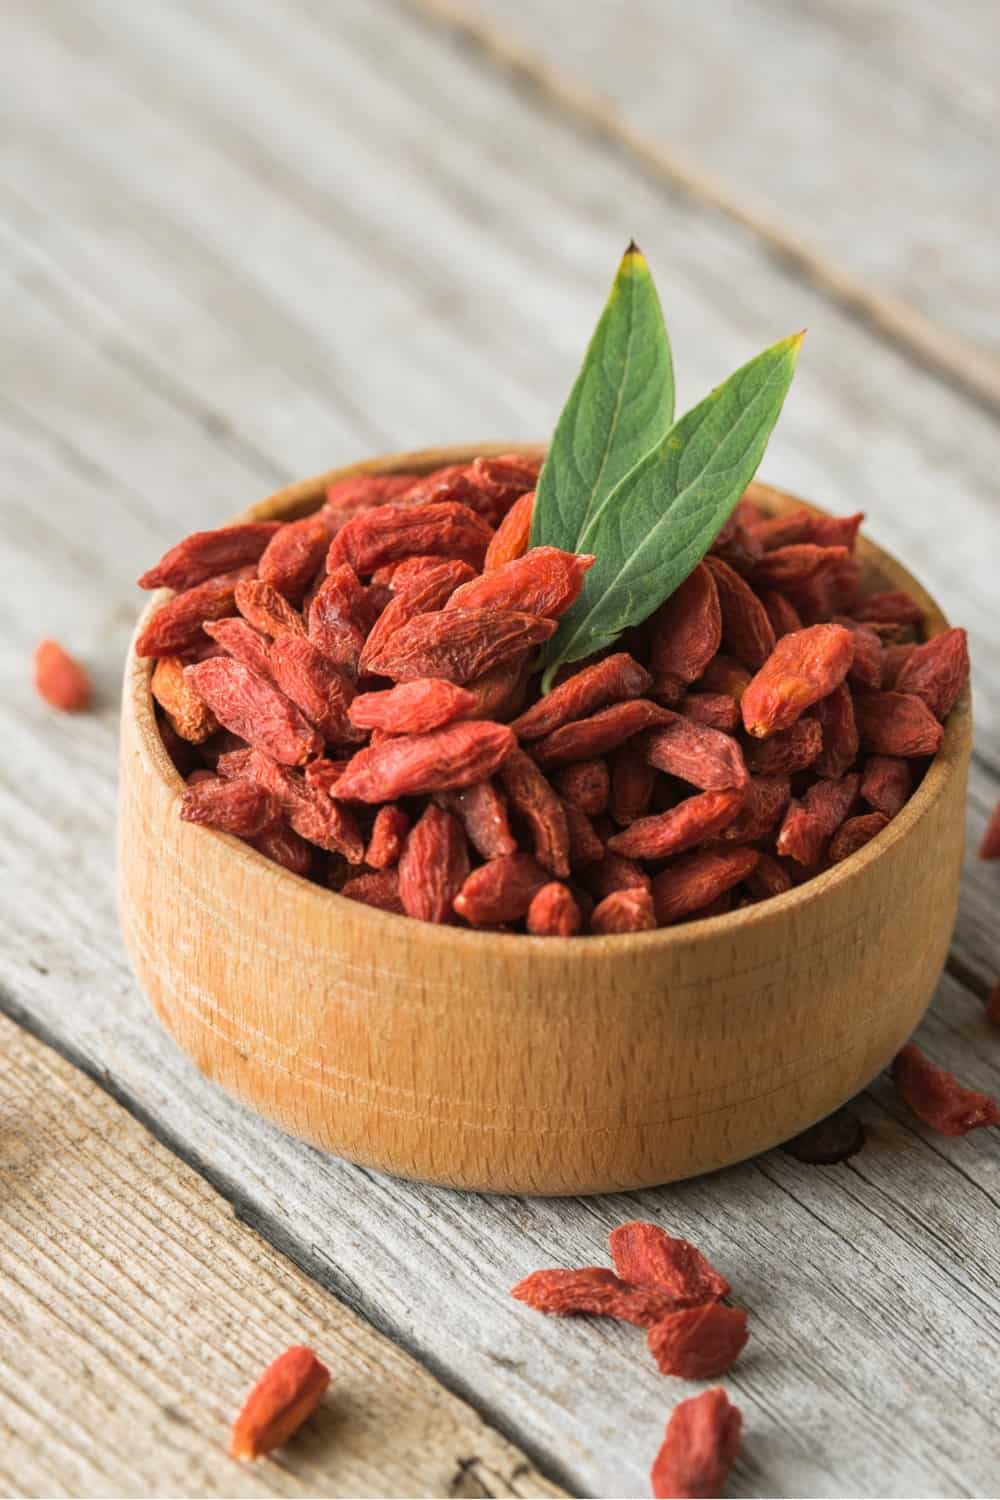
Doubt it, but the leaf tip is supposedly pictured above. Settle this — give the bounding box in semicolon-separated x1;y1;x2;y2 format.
788;328;807;355
625;237;642;256
620;239;646;273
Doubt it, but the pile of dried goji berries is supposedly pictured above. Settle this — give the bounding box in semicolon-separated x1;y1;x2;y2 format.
513;1221;746;1497
136;453;970;936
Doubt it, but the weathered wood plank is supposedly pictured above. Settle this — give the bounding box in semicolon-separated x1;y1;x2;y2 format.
0;0;998;1495
0;1015;562;1499
447;0;1000;361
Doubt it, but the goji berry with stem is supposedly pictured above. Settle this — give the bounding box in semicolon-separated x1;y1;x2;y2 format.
650;1387;742;1500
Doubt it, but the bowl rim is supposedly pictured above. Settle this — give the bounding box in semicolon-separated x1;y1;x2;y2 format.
124;441;972;961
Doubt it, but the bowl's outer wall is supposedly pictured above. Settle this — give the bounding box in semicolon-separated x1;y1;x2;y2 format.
119;447;971;1195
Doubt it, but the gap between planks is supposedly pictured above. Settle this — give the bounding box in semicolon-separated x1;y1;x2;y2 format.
0;1010;565;1500
399;0;1000;418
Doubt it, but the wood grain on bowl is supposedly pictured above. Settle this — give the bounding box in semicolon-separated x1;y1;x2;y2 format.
118;445;971;1195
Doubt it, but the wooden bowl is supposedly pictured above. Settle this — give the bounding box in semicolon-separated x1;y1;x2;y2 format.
118;445;971;1196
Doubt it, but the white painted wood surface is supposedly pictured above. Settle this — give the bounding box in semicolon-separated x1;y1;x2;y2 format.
1;1;999;1495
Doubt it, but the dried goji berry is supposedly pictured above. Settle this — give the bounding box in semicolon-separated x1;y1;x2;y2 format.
855;590;923;626
511;1267;679;1326
511;653;652;741
649;564;722;698
979;801;1000;859
229;1345;330;1463
709;515;763;576
364;805;410;869
590;886;656;934
304;574;366;679
268;633;360;745
783;1106;865;1164
349;678;477;735
854;691;944;757
235;579;306;638
553;757;611;816
484;488;534;571
644;716;749;791
697;654;751;702
678;692;740;734
647;1304;749;1379
704;555;776;669
436;781;517;859
562;801;605;867
136;567;254;657
608;743;656;826
775;773;859;866
828;811;890;863
746;851;794;899
651;1386;742;1500
323;473;419;516
607;789;745;861
526;882;583;936
180;777;279;837
257;515;329;601
463;658;533;722
303;756;352;797
446;546;594;619
717;775;790;843
467;453;540;514
893;627;969;721
204;616;274;680
242;750;365;861
499;748;570;877
340;867;404;912
398;804;470;924
151;655;217;742
582;852;652;901
139;522;280;592
248;821;313;877
609;1223;730;1303
531;699;672;770
328;500;494;575
185;657;322;767
743;717;822;776
652;847;759;924
880;642;916;689
453;853;549;925
33;638;92;712
364;607;556;685
741;624;854;738
359;559;476;673
752;543;848;590
333;721;515;802
812;681;859;779
860;755;911;818
761;588;804;639
893;1043;999;1136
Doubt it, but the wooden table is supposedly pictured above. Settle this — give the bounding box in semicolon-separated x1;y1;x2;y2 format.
2;2;998;1494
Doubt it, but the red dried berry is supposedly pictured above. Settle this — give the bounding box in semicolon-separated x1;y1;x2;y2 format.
235;579;306;638
607;790;745;861
526;882;583;937
340;868;404;913
704;555;776;669
980;801;1000;859
828;811;890;864
364;805;410;869
242;750;365;861
718;775;790;843
679;692;740;734
743;717;822;776
483;488;534;572
135;567;255;657
609;1223;730;1303
307;564;373;674
590;886;656;934
180;777;279;837
511;653;652;741
652;847;759;925
436;781;518;859
446;546;594;619
893;627;970;721
644;716;749;792
855;590;923;626
349;679;477;735
258;516;329;601
651;1387;742;1500
860;756;911;819
532;699;674;770
33;638;93;712
333;721;515;802
511;1267;679;1327
812;681;859;779
893;1043;999;1136
248;821;313;877
561;801;605;868
398;805;470;924
854;691;944;757
268;633;360;745
203;616;274;680
553;758;611;817
363;607;556;685
647;1304;749;1379
499;748;570;877
138;522;280;592
776;774;859;866
453;853;549;925
741;624;854;738
185;657;322;767
650;564;722;691
328;500;494;575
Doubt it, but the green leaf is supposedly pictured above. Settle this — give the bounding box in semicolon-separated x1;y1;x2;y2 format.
539;332;804;691
530;242;674;554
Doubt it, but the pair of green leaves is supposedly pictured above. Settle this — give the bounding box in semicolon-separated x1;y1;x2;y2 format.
531;244;802;690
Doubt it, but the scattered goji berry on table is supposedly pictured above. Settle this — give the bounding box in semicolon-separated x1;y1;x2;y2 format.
978;801;1000;859
892;1043;1000;1136
511;1267;681;1327
229;1346;330;1462
609;1223;730;1304
647;1304;749;1379
650;1387;742;1500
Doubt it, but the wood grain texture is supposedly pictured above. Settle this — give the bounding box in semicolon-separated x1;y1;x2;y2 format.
0;1013;562;1500
120;456;971;1195
0;0;998;1493
450;0;1000;366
